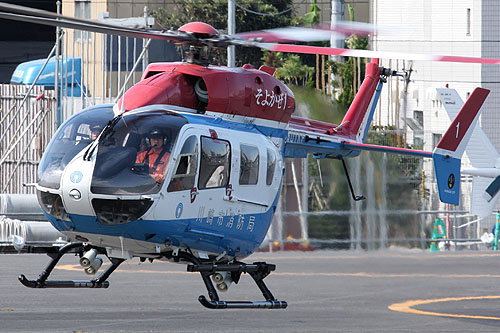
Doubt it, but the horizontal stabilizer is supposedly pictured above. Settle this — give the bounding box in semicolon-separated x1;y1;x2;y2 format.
471;177;500;217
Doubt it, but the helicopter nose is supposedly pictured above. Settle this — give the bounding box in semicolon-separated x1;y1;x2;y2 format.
60;150;96;217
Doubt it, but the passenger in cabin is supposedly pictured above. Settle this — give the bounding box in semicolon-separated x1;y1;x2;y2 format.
135;128;170;183
90;124;102;141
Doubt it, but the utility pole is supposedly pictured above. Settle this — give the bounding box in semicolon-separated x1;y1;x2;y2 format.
227;0;236;67
55;1;62;126
331;0;344;50
330;0;344;97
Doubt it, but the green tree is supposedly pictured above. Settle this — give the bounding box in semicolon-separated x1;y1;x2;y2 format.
304;0;327;92
304;0;320;26
276;55;314;86
290;86;351;247
327;3;369;107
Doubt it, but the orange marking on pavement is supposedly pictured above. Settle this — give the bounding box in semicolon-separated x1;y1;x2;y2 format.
389;296;500;321
56;264;500;278
56;264;189;274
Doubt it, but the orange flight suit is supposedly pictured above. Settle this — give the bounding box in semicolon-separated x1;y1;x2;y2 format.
136;148;170;183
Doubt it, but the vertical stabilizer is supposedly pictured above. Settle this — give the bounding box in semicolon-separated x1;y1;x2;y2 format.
336;62;381;141
433;87;490;205
438;88;500;217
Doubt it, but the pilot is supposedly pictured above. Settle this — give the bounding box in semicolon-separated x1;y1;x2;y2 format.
135;128;170;183
90;124;102;141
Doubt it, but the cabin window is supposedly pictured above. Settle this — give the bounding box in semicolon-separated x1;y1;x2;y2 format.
239;144;259;185
168;135;198;192
199;136;230;189
266;149;276;185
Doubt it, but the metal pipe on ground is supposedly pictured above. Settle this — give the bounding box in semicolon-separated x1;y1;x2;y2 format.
0;194;45;221
0;217;65;242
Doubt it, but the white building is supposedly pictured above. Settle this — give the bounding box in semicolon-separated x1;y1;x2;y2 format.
371;0;500;229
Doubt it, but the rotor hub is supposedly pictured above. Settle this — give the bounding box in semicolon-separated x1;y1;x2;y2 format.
178;22;218;38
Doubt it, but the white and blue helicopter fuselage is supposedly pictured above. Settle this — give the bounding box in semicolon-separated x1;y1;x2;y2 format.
36;104;289;262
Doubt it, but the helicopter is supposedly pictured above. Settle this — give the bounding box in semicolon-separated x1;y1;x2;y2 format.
0;2;494;309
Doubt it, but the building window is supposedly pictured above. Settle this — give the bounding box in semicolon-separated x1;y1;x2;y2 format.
432;133;442;149
466;8;471;36
75;0;91;42
414;137;424;149
413;110;423;127
239;144;259;185
199;136;230;189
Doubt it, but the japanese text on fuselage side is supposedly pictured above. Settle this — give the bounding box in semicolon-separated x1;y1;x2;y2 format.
206;208;215;225
247;216;255;232
195;206;255;233
236;215;245;230
217;210;225;226
196;206;205;223
286;133;305;144
255;88;287;110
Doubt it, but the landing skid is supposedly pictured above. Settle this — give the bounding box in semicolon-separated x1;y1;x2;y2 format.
18;242;124;289
181;252;287;309
18;242;287;309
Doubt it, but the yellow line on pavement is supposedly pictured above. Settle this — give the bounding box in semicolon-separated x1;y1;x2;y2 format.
56;264;500;278
389;296;500;321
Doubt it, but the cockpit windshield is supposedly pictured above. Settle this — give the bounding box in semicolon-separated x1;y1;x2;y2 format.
91;110;188;195
38;105;114;189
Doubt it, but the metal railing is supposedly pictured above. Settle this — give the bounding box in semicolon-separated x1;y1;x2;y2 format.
0;85;56;193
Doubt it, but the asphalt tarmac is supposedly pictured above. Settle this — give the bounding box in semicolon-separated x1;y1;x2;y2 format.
3;249;500;332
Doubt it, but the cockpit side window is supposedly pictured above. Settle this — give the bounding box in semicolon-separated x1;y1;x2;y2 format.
198;136;230;189
168;135;198;192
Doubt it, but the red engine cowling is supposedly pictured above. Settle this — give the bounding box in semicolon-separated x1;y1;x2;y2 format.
117;62;295;124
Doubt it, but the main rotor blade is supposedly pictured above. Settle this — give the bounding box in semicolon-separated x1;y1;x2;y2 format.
0;11;189;42
259;43;500;65
236;27;345;43
235;21;411;43
0;1;124;29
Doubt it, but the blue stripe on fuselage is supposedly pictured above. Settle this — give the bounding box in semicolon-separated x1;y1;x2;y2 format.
45;184;282;259
361;81;383;142
180;113;361;160
182;113;288;140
